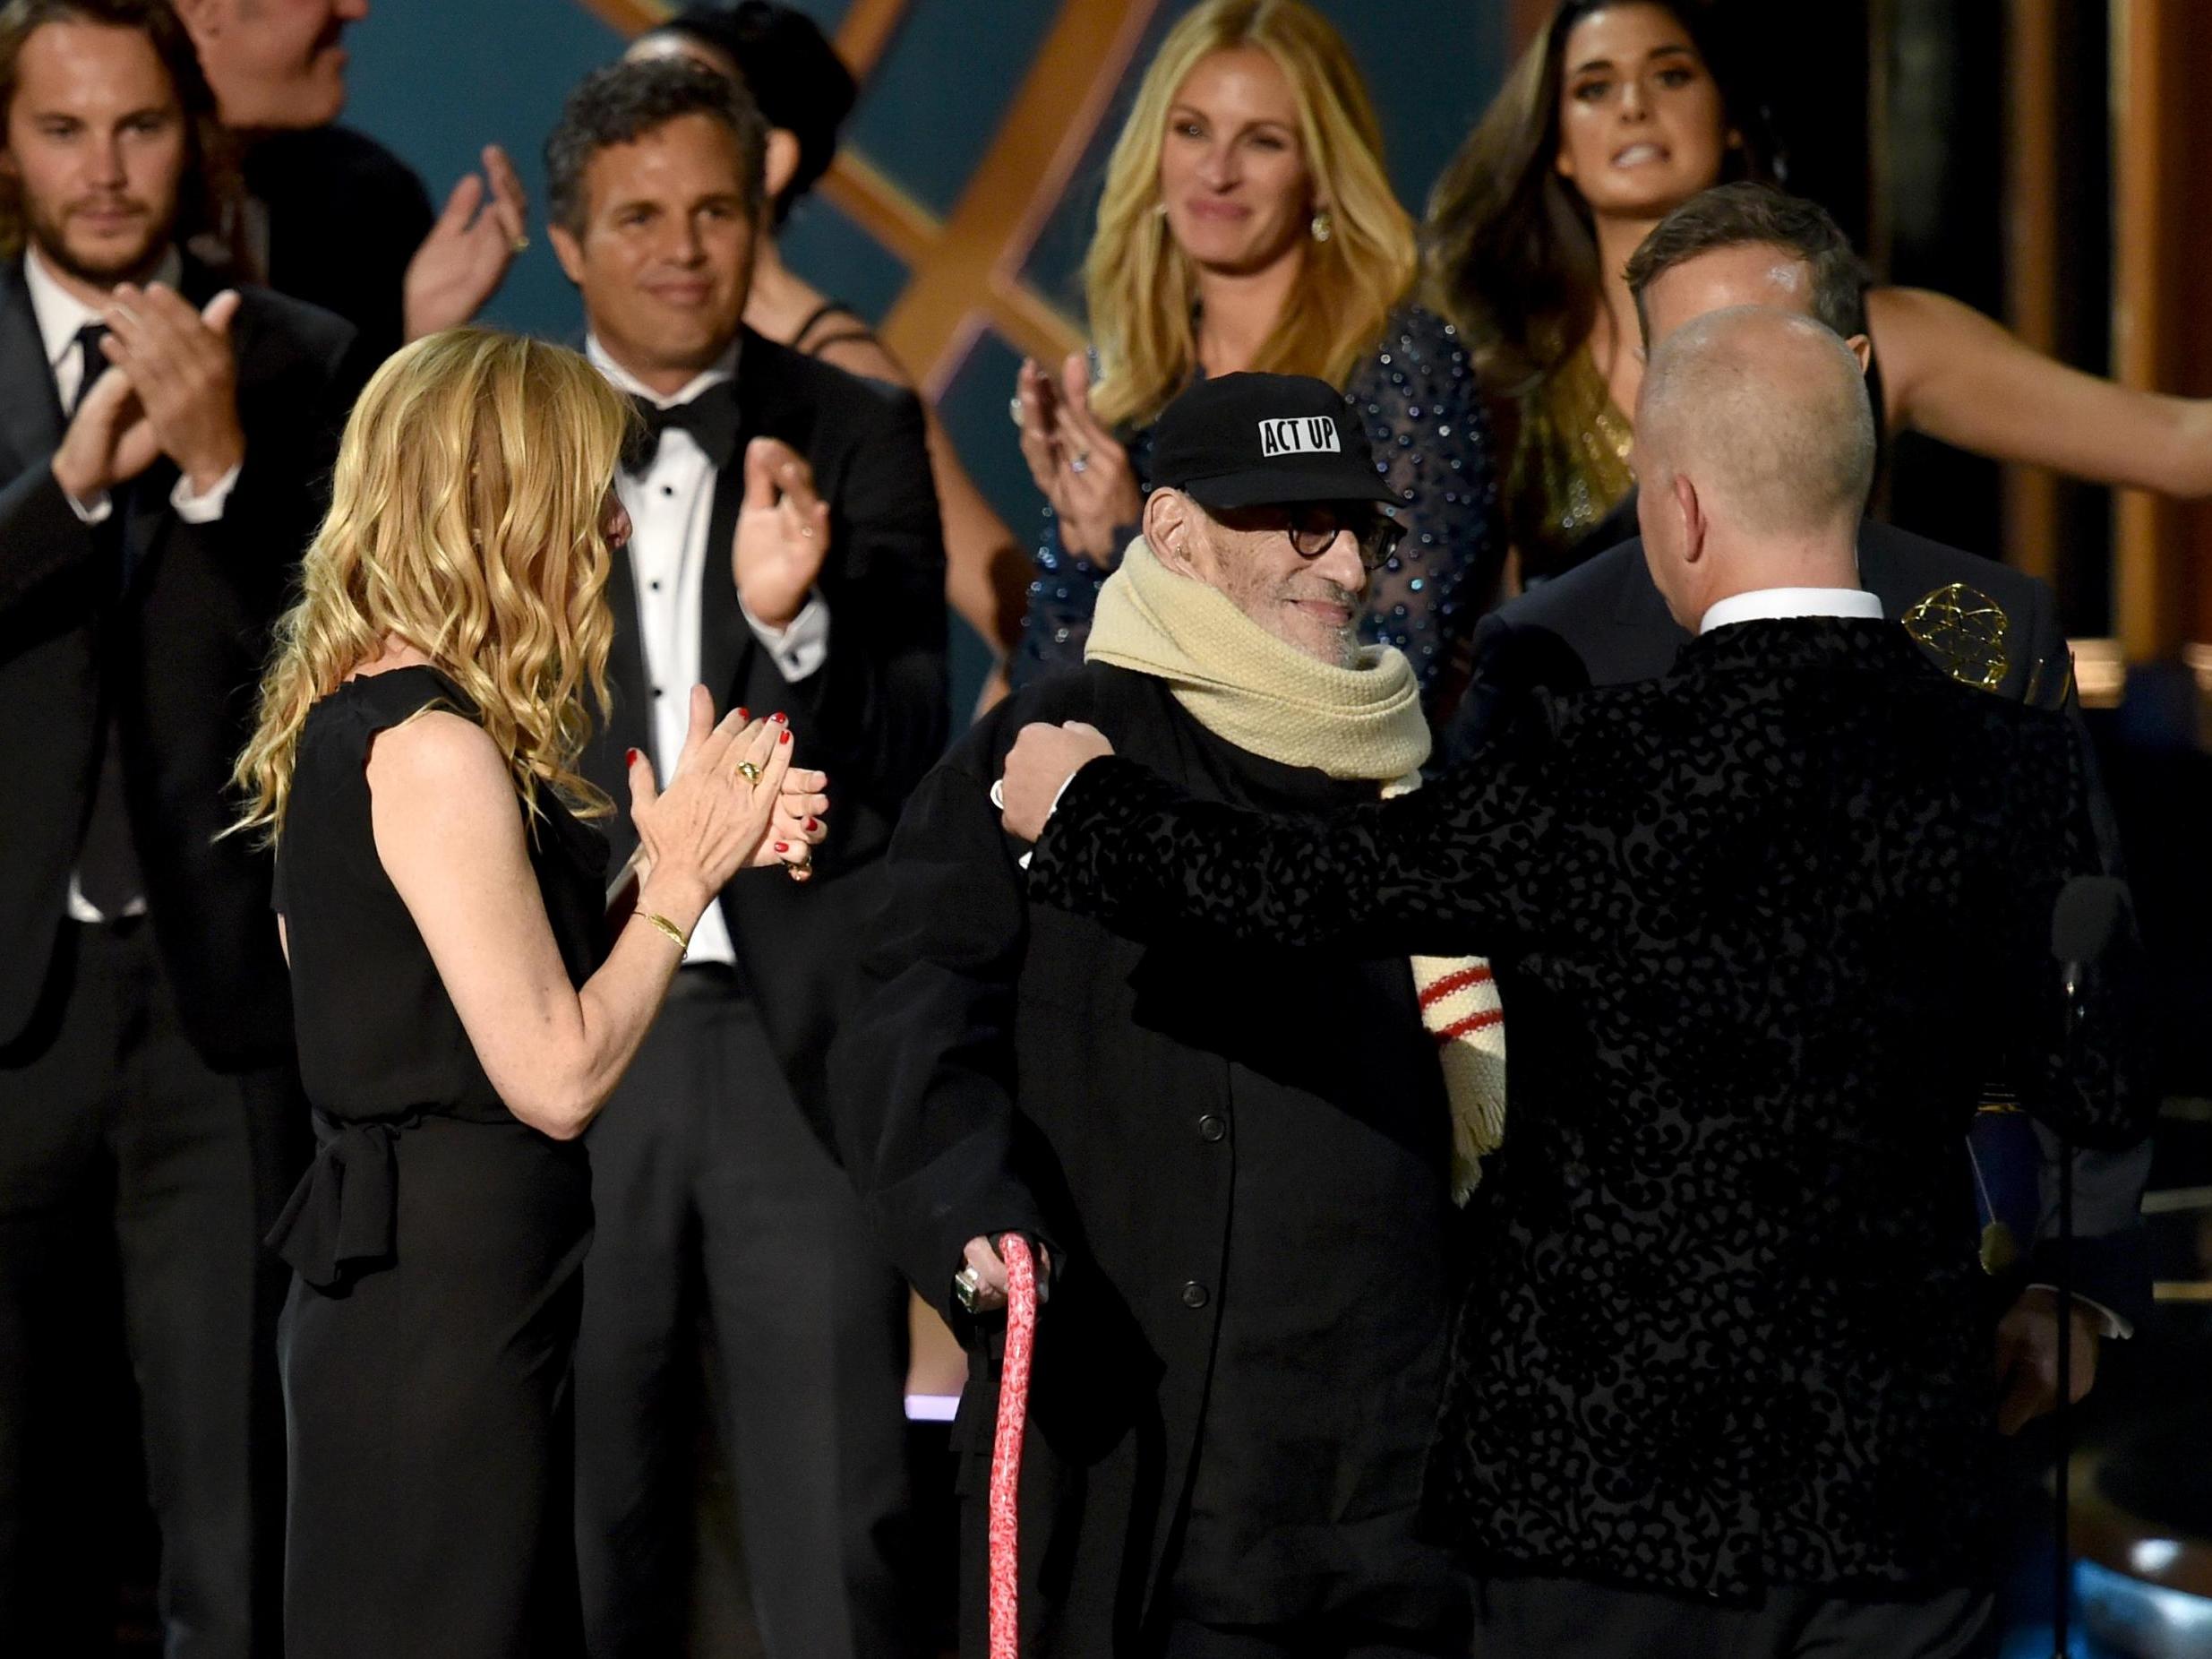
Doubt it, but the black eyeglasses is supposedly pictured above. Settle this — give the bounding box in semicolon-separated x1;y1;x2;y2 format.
1222;503;1405;571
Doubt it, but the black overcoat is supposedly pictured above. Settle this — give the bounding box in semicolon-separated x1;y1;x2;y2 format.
833;662;1459;1655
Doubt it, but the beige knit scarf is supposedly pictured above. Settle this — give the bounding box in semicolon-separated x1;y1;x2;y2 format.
1085;537;1506;1201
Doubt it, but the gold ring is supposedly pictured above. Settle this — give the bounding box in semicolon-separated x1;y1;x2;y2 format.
510;235;530;254
734;761;763;784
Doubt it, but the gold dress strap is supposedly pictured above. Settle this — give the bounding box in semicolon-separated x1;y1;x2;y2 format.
1505;347;1636;580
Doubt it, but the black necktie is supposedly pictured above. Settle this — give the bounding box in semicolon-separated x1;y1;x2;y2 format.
71;322;109;415
67;321;146;918
626;382;740;473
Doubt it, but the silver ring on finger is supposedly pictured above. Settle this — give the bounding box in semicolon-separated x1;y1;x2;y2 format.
1068;451;1091;475
1008;394;1025;430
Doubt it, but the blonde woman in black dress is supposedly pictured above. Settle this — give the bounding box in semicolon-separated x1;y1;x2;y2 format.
230;329;827;1657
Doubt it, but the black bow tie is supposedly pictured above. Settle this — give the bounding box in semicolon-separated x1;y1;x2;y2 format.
627;382;740;472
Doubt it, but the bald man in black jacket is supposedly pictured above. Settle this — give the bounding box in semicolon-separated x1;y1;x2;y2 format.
1453;182;2151;1367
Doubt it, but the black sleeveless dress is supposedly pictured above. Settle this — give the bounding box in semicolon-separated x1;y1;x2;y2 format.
267;666;608;1658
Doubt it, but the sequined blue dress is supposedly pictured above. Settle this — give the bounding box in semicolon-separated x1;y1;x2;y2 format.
1009;305;1504;708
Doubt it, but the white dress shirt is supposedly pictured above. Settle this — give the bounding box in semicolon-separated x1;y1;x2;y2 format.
587;334;828;967
1697;585;1883;633
28;245;240;924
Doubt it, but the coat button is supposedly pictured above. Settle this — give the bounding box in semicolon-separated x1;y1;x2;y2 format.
1181;1281;1209;1310
1196;1113;1226;1143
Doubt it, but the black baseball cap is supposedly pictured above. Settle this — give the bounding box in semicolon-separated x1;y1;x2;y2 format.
1149;373;1396;511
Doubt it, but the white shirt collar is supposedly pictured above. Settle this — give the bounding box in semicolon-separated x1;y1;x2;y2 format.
586;331;739;408
1699;586;1883;635
23;243;184;374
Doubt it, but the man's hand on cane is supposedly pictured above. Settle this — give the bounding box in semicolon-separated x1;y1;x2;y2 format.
955;1235;1053;1315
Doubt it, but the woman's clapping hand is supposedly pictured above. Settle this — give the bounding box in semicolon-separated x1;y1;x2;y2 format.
1015;353;1142;562
626;689;822;912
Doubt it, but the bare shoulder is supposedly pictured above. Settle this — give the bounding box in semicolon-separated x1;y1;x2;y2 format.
364;710;518;831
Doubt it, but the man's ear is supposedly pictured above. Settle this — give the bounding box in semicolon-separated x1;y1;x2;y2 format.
549;222;587;288
169;0;219;43
1145;489;1198;576
764;129;802;206
1846;332;1873;374
1672;471;1707;564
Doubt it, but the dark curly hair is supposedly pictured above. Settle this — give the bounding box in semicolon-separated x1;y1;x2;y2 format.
1423;0;1780;398
647;2;856;228
0;0;242;266
544;56;768;236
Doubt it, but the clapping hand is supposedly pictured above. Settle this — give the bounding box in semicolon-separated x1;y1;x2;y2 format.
625;690;794;913
609;751;827;914
1015;353;1139;562
733;437;831;630
765;757;829;881
405;144;529;341
53;287;243;503
997;720;1115;842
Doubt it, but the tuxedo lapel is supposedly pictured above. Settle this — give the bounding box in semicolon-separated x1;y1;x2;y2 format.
603;540;655;753
0;264;64;473
699;460;748;707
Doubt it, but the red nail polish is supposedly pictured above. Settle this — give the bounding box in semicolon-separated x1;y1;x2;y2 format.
624;747;639;765
779;730;792;744
772;710;786;723
805;817;817;830
735;708;749;722
774;841;789;854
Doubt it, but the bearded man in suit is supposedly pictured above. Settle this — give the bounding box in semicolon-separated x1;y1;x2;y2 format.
0;1;355;1650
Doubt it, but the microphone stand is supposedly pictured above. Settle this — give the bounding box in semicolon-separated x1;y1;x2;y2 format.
2045;872;2128;1659
2051;1123;2073;1659
2049;942;2096;1659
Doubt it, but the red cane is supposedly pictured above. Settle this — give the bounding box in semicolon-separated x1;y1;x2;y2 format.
988;1235;1039;1659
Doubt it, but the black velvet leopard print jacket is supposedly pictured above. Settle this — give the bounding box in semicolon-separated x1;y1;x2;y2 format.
1027;617;2149;1602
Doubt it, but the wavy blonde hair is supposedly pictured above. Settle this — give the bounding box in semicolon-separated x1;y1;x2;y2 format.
1084;0;1416;429
232;328;637;840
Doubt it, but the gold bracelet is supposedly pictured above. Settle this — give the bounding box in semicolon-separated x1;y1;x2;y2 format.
638;911;690;951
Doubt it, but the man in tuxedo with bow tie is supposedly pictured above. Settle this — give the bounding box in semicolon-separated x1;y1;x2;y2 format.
545;57;946;1658
0;1;355;1651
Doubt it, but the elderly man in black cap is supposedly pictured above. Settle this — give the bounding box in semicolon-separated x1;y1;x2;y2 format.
832;373;1499;1659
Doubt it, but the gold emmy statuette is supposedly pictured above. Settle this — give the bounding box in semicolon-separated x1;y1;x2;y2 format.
1966;1113;2019;1276
1979;1220;2020;1276
1901;583;2011;693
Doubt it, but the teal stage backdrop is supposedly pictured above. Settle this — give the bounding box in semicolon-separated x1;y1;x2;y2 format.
343;1;1513;709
